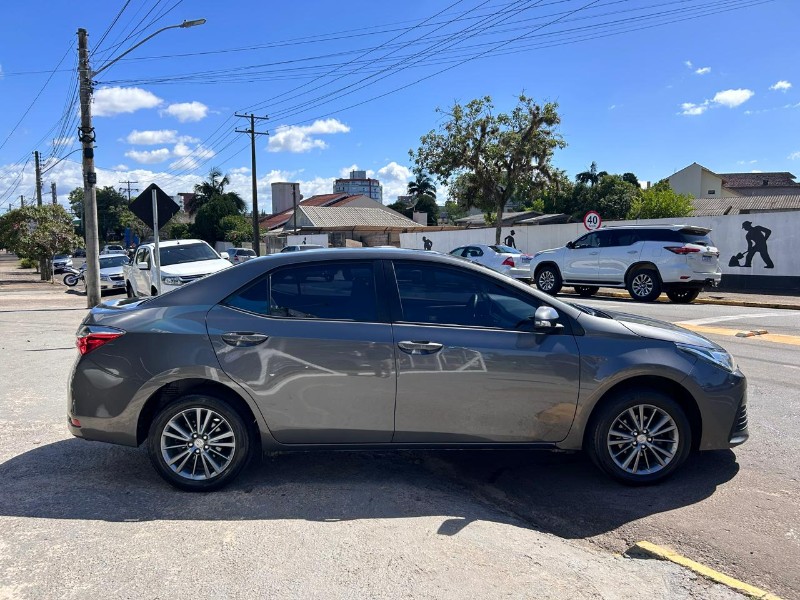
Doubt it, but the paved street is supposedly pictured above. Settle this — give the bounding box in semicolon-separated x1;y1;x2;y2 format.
1;257;796;598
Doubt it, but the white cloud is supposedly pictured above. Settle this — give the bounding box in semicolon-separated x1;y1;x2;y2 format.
93;86;162;117
789;151;800;160
684;60;693;68
695;67;711;75
49;136;75;147
770;80;792;92
168;145;215;171
124;148;171;164
680;102;709;116
712;88;754;108
161;101;208;122
110;164;129;171
126;129;178;145
268;119;350;153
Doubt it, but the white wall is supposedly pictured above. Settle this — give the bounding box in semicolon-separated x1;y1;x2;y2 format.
401;212;800;279
286;234;330;247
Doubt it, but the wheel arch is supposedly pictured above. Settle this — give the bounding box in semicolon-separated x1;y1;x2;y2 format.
136;378;262;454
534;261;562;278
624;261;661;284
581;375;702;452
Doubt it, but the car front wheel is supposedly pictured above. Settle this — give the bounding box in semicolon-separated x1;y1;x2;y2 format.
147;395;251;491
587;389;691;485
535;265;562;295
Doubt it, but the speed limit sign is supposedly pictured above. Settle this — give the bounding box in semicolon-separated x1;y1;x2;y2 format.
583;210;602;231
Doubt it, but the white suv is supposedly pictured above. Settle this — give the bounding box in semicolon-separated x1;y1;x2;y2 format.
530;225;721;303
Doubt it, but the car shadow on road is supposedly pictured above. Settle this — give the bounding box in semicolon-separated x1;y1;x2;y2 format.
0;438;739;540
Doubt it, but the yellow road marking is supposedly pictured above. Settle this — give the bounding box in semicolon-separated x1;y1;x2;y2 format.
630;541;783;599
676;323;800;346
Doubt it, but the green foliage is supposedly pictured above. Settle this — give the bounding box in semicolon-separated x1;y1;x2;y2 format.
443;200;467;223
407;172;437;201
591;175;639;220
622;172;640;187
166;222;192;240
388;195;439;225
68;185;146;243
411;93;564;243
0;205;82;274
219;214;253;245
188;168;245;215
191;196;242;244
19;258;36;269
627;186;694;220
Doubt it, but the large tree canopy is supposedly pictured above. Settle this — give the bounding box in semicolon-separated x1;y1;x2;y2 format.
187;168;245;216
411;94;564;243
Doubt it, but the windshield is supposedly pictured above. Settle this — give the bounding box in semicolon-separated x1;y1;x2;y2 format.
54;254;70;260
100;256;129;268
680;231;715;247
489;245;521;254
159;243;220;266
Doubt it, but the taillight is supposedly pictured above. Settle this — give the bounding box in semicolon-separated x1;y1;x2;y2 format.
502;257;515;267
664;246;701;255
76;326;125;355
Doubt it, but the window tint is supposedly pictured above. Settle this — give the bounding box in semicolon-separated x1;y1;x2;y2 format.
464;246;484;257
393;262;541;329
612;230;640;247
489;245;521;254
594;230;613;248
225;261;378;322
159;243;219;266
449;247;465;256
573;233;599;248
679;231;714;247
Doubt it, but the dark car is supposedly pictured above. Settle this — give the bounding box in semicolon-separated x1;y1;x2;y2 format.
73;248;86;258
68;249;748;491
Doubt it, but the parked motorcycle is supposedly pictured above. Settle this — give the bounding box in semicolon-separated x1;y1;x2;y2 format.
63;264;86;287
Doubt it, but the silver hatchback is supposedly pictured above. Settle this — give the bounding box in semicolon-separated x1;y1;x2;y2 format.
68;249;748;491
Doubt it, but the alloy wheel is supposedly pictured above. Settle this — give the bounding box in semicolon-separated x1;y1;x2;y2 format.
631;274;654;298
606;404;679;475
160;407;237;481
538;270;555;291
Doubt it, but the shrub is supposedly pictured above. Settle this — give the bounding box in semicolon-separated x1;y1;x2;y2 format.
20;258;36;268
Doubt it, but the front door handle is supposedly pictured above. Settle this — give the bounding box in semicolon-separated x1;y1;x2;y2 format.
590;251;599;255
398;341;443;355
221;332;269;347
627;250;638;254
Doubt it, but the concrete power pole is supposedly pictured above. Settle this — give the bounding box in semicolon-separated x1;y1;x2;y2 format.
119;179;138;201
34;151;49;280
235;113;268;256
78;28;101;307
51;182;57;205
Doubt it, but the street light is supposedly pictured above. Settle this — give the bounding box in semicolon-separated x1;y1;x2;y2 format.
77;19;206;308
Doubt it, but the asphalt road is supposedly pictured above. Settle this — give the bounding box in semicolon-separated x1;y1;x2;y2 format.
1;270;792;598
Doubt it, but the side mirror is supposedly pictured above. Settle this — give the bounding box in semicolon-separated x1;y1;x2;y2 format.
566;241;575;249
534;306;561;329
220;251;229;260
137;261;149;270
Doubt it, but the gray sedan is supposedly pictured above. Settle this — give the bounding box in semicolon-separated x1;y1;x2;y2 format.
67;248;748;491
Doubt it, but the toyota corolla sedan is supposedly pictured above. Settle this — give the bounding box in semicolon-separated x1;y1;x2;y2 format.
68;248;748;491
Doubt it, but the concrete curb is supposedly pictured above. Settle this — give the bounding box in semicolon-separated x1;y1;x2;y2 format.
593;291;800;311
627;541;783;600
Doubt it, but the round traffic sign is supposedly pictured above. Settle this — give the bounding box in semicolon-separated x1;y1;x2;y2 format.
583;210;602;231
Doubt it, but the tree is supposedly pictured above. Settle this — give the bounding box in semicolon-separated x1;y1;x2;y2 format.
219;214;254;245
192;196;242;244
407;172;436;201
388;196;438;225
592;174;639;221
576;161;600;186
0;205;81;280
68;185;141;243
627;186;694;219
443;200;467;223
411;94;565;243
622;172;640;188
187;168;245;215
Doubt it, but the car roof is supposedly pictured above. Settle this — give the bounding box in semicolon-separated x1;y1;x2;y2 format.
136;239;211;249
596;224;711;234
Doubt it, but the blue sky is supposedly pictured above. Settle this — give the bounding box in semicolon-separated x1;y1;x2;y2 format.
1;0;797;214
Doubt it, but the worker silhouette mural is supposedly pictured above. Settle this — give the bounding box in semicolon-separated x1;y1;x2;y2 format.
503;230;517;248
729;221;774;268
422;236;433;251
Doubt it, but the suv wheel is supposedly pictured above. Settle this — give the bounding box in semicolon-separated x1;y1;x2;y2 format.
627;268;661;302
666;289;700;304
126;282;135;298
147;395;251;492
535;265;562;295
574;285;599;297
586;389;691;485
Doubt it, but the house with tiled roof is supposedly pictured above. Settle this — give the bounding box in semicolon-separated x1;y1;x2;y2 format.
716;171;800;196
258;193;401;232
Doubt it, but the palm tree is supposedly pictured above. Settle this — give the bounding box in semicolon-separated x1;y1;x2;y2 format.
407;172;437;202
576;161;600;187
186;168;246;215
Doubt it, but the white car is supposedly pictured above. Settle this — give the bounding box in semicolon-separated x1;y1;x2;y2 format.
98;254;130;293
124;239;231;297
226;248;257;264
100;244;127;255
449;244;533;280
280;244;325;252
529;225;721;303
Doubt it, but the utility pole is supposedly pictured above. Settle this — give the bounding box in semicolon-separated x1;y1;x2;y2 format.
78;27;101;307
292;183;298;233
20;195;25;208
34;150;48;279
235;113;268;256
51;182;57;205
119;179;138;201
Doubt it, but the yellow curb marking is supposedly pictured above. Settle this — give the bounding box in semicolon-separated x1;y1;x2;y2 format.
676;323;800;346
630;541;783;600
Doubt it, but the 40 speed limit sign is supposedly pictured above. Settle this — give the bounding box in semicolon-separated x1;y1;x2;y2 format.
583;210;602;231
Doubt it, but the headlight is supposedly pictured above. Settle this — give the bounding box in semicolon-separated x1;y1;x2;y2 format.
99;274;110;281
676;342;736;372
162;275;183;286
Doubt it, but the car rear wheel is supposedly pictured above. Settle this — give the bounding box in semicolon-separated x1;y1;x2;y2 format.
535;265;562;295
574;285;599;297
666;289;700;304
147;395;251;492
126;282;135;298
586;389;691;485
627;268;661;302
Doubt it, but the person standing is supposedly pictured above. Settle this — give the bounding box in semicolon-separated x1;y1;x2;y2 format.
742;221;774;268
503;230;517;248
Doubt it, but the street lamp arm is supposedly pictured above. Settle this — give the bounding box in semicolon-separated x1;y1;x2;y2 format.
91;19;206;78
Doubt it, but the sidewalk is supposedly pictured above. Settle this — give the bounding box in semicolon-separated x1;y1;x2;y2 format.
0;254;90;310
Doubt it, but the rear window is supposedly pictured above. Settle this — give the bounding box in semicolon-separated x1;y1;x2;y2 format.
489;245;521;254
678;230;714;247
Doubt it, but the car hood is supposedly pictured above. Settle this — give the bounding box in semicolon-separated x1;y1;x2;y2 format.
534;247;563;256
160;259;231;276
604;309;722;349
99;265;124;276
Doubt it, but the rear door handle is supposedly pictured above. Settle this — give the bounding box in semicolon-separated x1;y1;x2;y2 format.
627;250;638;254
221;332;269;347
590;251;599;255
397;341;443;355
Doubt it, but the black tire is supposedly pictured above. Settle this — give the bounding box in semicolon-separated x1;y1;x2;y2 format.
147;395;251;492
63;274;78;287
626;268;661;302
666;289;700;304
535;265;562;295
151;286;158;297
586;389;692;485
574;285;599;297
126;282;135;298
